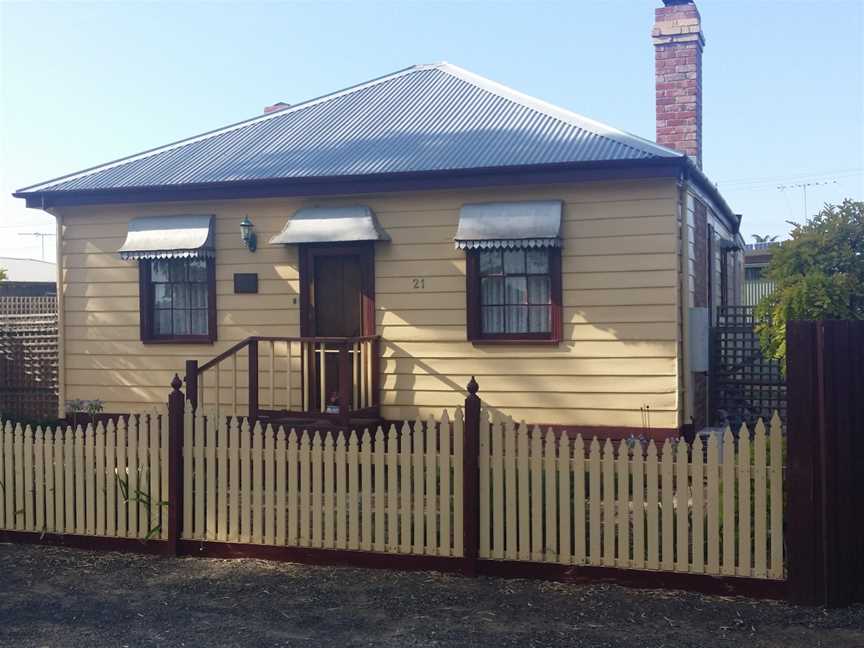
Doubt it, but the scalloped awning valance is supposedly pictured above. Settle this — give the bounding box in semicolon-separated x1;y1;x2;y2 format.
118;214;214;260
454;201;562;250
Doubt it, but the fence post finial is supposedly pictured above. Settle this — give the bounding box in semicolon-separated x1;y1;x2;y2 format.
171;374;182;392
467;376;479;396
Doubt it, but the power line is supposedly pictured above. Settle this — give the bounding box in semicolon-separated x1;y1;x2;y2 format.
718;169;861;189
718;167;861;183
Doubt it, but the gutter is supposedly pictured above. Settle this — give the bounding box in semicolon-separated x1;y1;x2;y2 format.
13;157;736;228
681;158;741;235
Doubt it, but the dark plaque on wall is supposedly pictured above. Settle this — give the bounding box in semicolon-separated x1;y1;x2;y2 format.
233;273;258;294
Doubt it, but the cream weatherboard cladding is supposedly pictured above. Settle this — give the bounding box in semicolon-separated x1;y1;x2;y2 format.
56;178;680;427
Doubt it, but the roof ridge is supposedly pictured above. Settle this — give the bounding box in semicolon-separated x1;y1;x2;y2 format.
17;64;432;193
436;63;681;159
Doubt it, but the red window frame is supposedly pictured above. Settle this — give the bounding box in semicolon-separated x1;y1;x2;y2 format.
138;257;217;344
465;247;562;344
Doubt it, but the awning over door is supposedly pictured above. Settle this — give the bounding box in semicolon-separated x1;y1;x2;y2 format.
454;200;563;249
269;206;390;244
118;214;214;260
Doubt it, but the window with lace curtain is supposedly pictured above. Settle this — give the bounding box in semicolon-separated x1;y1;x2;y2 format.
466;247;562;343
139;257;216;343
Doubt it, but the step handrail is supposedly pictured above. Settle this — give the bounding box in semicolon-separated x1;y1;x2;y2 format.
195;335;379;375
185;334;381;422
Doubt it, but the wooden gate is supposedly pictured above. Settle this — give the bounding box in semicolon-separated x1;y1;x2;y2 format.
710;306;786;429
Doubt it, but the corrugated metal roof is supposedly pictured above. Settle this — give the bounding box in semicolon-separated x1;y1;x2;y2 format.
17;63;682;195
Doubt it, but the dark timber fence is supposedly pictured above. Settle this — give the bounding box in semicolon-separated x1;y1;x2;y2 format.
786;320;864;607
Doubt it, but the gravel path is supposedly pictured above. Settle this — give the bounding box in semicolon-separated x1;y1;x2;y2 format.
1;543;862;647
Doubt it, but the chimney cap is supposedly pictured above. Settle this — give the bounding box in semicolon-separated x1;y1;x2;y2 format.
264;102;291;114
662;0;693;5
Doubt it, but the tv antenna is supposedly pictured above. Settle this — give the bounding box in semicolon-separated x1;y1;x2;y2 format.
18;231;56;261
777;180;838;219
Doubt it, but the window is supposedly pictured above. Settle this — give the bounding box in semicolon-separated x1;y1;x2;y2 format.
745;266;763;281
467;247;562;343
139;258;216;343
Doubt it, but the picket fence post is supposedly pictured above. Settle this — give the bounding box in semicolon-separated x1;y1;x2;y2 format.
167;374;185;556
461;377;481;576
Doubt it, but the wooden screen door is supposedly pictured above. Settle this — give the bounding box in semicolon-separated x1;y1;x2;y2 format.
314;254;362;337
300;243;375;412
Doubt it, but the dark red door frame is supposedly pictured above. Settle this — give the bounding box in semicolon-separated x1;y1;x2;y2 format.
298;243;376;413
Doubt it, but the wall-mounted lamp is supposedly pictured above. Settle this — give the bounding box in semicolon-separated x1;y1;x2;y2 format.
240;216;257;252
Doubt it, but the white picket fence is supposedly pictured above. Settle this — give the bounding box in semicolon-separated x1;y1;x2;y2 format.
0;405;785;582
181;406;464;557
479;412;784;579
0;413;168;540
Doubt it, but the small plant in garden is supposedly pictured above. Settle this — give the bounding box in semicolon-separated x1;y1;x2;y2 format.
85;399;105;426
115;472;167;541
624;433;649;456
65;399;105;428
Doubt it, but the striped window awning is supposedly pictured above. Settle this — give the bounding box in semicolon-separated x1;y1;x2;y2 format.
118;214;215;260
454;201;563;250
269;206;390;244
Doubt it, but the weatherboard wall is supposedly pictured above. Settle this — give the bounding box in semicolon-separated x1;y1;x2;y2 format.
56;178;681;428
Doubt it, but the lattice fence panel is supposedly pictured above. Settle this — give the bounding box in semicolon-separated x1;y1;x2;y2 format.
711;305;786;429
0;296;59;421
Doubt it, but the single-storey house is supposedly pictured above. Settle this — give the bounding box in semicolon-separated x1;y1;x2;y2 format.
13;0;743;436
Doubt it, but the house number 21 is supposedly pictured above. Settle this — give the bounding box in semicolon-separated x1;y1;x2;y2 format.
412;278;425;289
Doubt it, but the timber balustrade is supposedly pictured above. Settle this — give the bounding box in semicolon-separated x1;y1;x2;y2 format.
184;335;381;425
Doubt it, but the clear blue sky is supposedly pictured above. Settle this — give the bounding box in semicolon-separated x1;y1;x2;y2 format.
1;0;862;262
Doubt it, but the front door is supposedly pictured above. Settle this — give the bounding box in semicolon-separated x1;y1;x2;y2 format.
301;244;374;413
314;254;362;338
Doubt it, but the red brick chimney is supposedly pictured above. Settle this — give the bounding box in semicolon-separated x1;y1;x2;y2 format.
652;0;704;167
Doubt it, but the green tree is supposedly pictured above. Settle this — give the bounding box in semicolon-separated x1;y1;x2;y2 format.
755;199;864;366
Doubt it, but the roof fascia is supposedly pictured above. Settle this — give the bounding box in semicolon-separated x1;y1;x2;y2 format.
15;159;685;209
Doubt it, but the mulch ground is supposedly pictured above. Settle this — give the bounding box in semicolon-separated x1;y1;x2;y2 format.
1;543;862;648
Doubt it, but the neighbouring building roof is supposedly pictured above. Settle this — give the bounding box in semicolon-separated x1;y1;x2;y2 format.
0;256;56;283
16;63;681;195
745;241;781;266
